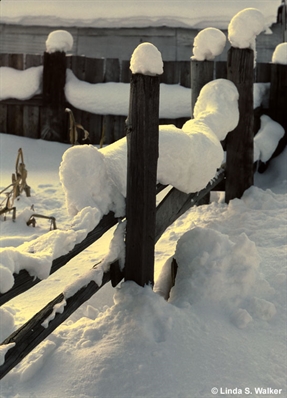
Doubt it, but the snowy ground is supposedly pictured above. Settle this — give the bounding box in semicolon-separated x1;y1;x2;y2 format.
0;131;286;398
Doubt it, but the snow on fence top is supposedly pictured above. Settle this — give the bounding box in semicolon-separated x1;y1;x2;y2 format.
45;30;74;53
130;43;163;76
191;79;239;141
228;8;266;49
272;43;287;65
191;28;226;61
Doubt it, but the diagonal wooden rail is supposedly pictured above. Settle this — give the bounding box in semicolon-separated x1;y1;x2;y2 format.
0;168;225;380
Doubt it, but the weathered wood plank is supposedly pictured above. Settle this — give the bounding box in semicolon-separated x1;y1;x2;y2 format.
23;54;42;138
225;48;254;203
190;60;214;117
0;211;118;306
41;51;67;141
161;61;179;84
179;61;191;88
268;63;287;155
255;62;271;82
84;57;105;83
0;270;112;380
125;73;160;286
215;61;227;79
121;60;131;83
0;105;8;133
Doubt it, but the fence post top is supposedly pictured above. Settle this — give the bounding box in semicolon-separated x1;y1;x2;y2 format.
130;42;163;76
45;30;73;54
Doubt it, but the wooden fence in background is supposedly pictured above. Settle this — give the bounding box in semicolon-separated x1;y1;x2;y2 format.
0;53;279;145
0;53;191;144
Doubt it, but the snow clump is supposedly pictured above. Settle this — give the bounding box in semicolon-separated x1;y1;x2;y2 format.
254;115;285;163
190;78;239;141
191;27;226;61
60;78;239;216
46;30;73;53
0;66;43;101
271;43;287;65
130;42;163;76
59;144;125;217
228;8;265;50
170;227;261;307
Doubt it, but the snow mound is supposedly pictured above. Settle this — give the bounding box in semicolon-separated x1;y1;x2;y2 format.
45;30;73;53
228;8;265;49
130;42;163;76
191;27;226;61
191;79;239;141
272;43;287;65
0;66;43;101
170;227;261;307
254;115;285;162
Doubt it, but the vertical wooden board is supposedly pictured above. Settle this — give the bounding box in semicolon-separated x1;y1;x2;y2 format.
7;54;24;136
70;55;86;81
104;58;120;82
24;54;42;139
161;61;179;84
66;54;73;70
255;63;271;82
269;63;287;152
40;106;66;142
23;106;40;139
102;115;113;144
7;105;24;136
0;105;8;133
179;61;190;88
112;116;126;142
88;114;103;145
225;47;254;203
8;53;24;70
190;60;214;117
215;61;227;79
0;54;9;67
84;57;105;83
121;60;131;83
25;54;43;68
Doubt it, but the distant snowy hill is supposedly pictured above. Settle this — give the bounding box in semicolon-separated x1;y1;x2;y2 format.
0;0;281;29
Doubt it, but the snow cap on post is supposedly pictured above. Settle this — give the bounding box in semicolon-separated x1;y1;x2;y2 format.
130;42;163;76
191;28;226;61
228;8;265;49
46;30;73;53
272;43;287;65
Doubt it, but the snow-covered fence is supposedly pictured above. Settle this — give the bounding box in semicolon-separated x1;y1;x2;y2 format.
0;52;190;144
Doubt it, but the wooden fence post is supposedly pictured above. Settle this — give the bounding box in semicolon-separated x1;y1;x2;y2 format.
190;60;214;205
268;63;287;155
124;73;160;287
41;51;67;141
190;60;214;117
225;47;254;203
